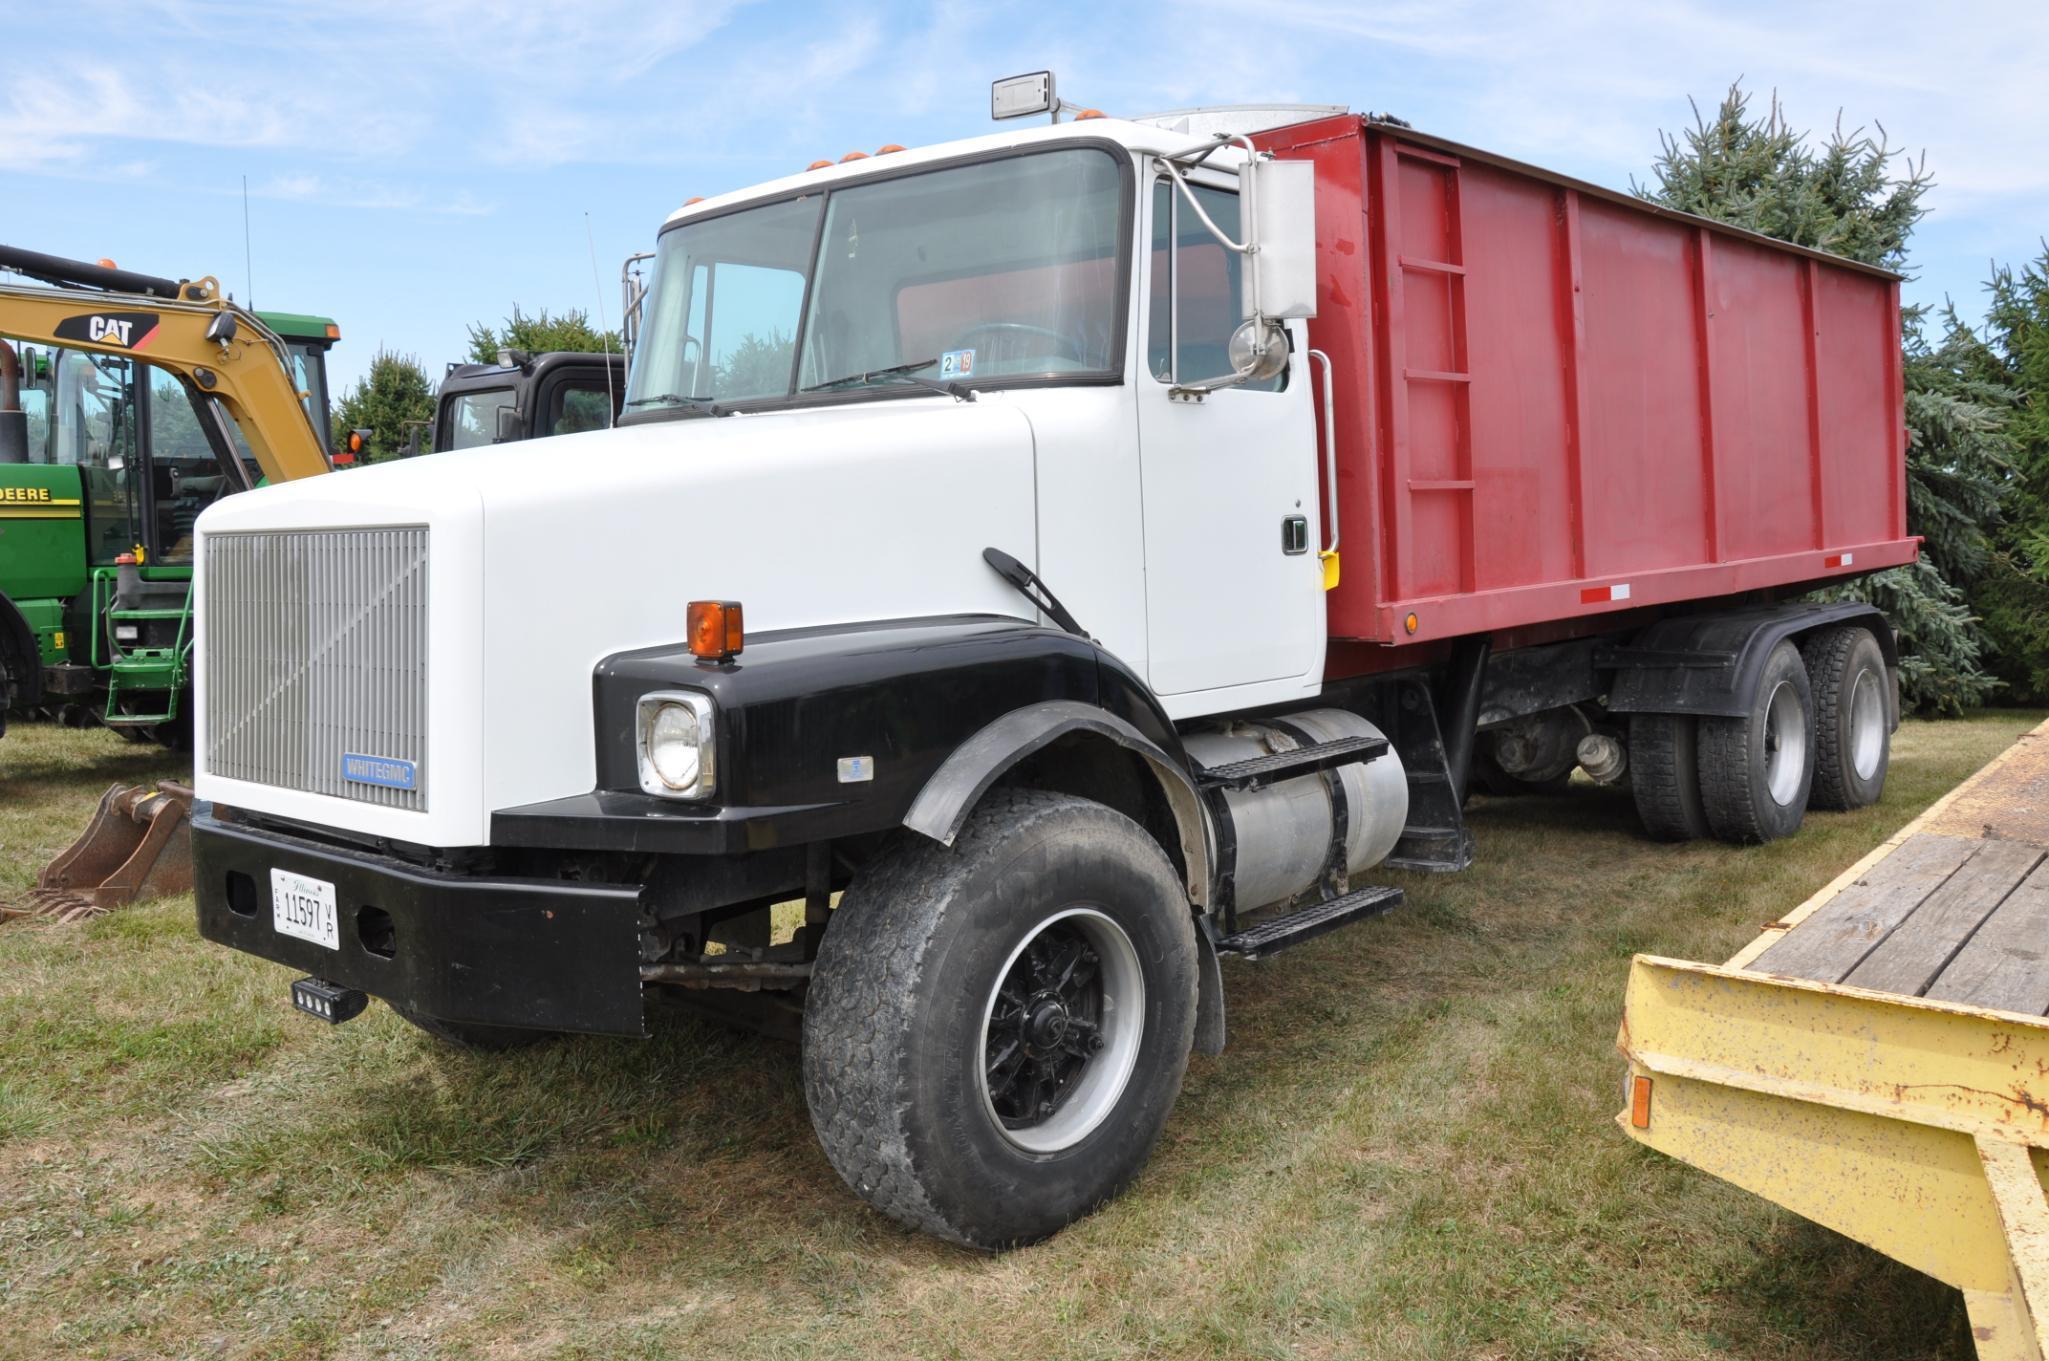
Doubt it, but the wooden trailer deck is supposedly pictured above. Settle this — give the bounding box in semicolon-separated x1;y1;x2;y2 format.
1617;719;2049;1360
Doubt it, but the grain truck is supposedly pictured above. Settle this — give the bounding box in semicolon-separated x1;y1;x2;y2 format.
186;81;1914;1248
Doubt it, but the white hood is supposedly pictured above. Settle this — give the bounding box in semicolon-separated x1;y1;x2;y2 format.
194;397;1039;845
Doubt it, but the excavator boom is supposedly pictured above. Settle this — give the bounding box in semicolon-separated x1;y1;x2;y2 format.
0;261;332;484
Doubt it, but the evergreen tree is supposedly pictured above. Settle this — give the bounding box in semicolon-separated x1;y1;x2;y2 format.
332;349;435;463
466;306;622;365
1958;247;2049;701
1641;85;2006;714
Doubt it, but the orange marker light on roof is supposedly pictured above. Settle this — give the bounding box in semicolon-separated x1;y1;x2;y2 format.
324;323;341;340
807;159;833;171
876;143;905;154
684;195;705;205
688;600;744;660
97;258;119;269
1076;109;1106;120
840;150;869;163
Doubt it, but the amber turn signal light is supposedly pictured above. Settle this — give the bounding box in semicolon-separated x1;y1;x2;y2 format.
688;600;744;660
1629;1074;1653;1129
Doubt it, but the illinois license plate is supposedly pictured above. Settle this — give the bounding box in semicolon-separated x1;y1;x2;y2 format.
271;868;338;950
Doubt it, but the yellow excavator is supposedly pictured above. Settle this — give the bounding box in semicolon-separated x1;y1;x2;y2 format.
1;247;333;922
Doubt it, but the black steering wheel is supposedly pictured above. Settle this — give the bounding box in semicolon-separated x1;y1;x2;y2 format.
957;322;1082;364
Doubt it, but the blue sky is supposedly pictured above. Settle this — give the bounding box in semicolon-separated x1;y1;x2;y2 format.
7;1;2045;396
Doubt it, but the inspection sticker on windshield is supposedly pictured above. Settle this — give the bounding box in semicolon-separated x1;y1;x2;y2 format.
940;348;976;378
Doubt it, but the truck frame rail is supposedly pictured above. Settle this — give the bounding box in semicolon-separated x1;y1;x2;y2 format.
1618;719;2049;1359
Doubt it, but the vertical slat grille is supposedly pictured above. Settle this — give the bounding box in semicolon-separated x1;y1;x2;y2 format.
204;528;430;811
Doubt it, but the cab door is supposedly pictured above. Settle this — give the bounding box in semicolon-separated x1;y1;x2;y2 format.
1134;168;1326;712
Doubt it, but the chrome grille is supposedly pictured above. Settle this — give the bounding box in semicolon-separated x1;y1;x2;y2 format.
204;527;430;811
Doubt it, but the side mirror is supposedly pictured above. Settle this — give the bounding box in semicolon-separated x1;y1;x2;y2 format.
494;404;522;443
1243;158;1317;321
1227;319;1290;383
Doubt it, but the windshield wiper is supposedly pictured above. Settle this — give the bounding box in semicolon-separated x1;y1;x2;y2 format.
624;392;723;415
800;358;974;401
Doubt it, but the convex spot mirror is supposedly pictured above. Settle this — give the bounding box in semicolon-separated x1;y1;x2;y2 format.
1228;318;1290;383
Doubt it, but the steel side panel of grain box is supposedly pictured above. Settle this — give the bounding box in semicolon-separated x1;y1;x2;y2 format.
1258;115;1914;653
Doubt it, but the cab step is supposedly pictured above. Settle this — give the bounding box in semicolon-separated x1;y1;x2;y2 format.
1195;734;1388;792
1215;884;1405;960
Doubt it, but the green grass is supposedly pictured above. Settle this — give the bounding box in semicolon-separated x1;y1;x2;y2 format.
1;711;2041;1359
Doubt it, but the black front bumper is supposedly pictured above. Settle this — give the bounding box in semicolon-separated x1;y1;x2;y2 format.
192;810;646;1036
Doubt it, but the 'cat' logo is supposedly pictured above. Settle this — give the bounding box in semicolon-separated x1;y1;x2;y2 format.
52;310;160;351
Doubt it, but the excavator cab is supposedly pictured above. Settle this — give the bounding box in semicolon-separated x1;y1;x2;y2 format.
11;342;251;730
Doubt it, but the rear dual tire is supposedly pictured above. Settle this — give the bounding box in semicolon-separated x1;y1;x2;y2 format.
1699;640;1815;844
1628;629;1889;846
1803;626;1891;811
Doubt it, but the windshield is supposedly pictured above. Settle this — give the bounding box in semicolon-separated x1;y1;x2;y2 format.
624;146;1127;413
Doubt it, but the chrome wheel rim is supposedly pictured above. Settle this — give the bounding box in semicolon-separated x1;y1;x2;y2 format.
1763;679;1809;806
977;906;1144;1154
1849;668;1885;782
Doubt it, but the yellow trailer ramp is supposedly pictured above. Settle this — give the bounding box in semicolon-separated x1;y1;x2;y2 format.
1618;720;2049;1359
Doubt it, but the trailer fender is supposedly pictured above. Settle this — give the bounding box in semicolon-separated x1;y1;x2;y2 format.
903;697;1213;911
1601;602;1897;722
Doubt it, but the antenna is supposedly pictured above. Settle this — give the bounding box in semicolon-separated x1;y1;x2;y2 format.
584;212;617;429
242;174;254;308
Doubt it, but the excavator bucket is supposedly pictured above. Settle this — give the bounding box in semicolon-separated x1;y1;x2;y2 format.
2;782;196;924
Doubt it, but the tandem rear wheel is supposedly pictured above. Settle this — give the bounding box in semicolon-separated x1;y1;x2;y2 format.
801;789;1198;1250
1626;628;1890;846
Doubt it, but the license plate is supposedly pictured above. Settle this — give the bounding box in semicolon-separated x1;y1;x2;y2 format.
272;869;339;950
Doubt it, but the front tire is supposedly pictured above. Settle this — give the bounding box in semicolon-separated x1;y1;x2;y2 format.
1803;626;1891;810
802;790;1198;1250
1699;640;1814;844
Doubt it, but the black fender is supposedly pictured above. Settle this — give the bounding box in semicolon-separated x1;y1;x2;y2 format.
499;614;1202;861
0;592;41;711
1601;602;1898;722
899;694;1224;1057
902;697;1213;908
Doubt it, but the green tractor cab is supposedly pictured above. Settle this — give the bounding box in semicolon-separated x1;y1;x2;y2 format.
255;311;342;456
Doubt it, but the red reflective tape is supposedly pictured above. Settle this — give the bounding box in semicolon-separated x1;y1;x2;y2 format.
1579;583;1631;605
1824;552;1854;568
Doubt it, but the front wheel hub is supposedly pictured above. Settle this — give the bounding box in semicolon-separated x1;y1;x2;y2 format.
979;907;1145;1153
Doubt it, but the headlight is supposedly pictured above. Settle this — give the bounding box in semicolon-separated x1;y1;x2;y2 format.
636;692;717;799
